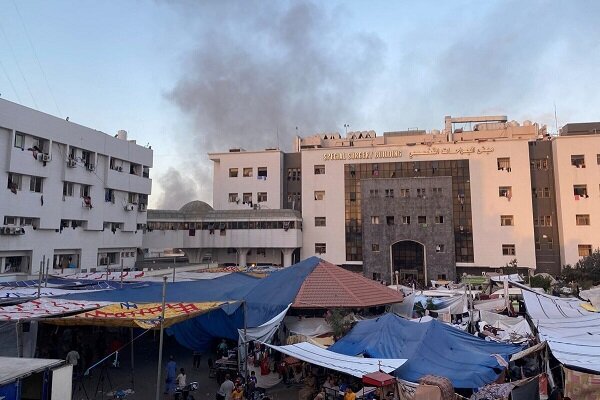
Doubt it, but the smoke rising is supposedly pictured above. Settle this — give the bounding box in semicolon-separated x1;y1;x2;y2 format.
156;1;384;208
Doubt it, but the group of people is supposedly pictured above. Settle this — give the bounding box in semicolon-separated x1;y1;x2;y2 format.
164;356;191;399
216;373;254;400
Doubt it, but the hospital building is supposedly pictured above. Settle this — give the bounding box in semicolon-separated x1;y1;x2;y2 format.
146;115;600;284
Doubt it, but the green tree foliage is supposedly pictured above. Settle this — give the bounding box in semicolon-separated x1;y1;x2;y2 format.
562;248;600;290
529;275;553;293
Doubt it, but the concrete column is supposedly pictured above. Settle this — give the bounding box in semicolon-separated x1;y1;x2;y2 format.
281;248;295;267
238;248;249;267
184;248;204;264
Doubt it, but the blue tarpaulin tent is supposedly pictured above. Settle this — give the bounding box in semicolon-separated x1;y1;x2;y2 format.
56;257;322;351
328;313;521;389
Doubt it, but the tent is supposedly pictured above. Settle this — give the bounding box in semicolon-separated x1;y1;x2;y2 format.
0;298;109;321
521;289;600;373
264;341;406;378
329;313;521;388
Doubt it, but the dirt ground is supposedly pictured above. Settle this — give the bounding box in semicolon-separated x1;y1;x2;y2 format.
71;332;300;400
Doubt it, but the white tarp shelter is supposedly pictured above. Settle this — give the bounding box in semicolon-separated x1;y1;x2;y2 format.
521;288;600;373
490;274;523;283
264;341;407;378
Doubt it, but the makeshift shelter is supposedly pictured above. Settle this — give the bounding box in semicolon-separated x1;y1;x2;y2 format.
521;289;600;373
329;313;521;388
264;342;406;378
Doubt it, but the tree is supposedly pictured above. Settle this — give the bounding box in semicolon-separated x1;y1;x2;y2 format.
561;248;600;290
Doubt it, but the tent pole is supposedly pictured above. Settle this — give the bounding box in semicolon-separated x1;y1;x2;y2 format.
155;276;167;400
37;256;44;298
130;327;135;389
120;259;124;289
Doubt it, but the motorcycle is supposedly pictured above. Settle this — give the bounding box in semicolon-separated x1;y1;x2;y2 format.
174;381;199;400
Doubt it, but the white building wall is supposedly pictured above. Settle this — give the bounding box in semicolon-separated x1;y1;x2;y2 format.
552;135;600;267
0;99;152;279
210;151;283;210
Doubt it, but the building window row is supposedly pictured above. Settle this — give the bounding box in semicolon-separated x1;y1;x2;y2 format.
228;192;268;203
371;214;445;226
532;187;551;198
533;215;552;227
7;172;45;193
576;214;591;226
228;167;268;179
287;168;301;181
146;220;302;231
531;159;548;170
535;237;554;250
3;216;38;227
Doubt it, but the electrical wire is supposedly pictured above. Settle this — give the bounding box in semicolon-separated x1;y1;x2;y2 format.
12;0;62;116
0;20;38;108
0;57;22;103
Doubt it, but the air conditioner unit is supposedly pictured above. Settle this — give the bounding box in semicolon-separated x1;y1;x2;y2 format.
15;227;25;235
86;163;95;171
8;227;17;235
0;227;11;235
39;154;51;162
138;203;147;212
124;204;135;211
67;159;77;168
117;166;123;172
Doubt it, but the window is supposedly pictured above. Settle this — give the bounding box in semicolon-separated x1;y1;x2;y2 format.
229;168;238;177
402;216;411;225
128;193;138;204
14;132;24;149
315;217;326;227
543;187;550;198
228;193;239;203
417;215;427;225
574;185;588;198
547;237;554;250
369;189;379;197
534;215;552;227
371;244;380;252
315;243;326;254
576;214;590;226
499;186;512;198
29;176;43;193
110;157;123;171
371;216;380;224
501;215;514;226
385;189;394;198
437;274;447;280
7;173;22;191
597;154;600;165
257;167;268;178
531;159;548;170
535;240;541;251
436;244;445;253
142;166;150;178
243;193;252;204
502;244;516;256
314;165;325;175
63;182;74;197
287;168;301;181
105;188;114;203
578;244;592;257
3;216;16;225
20;217;34;227
497;157;511;171
243;168;253;177
571;155;585;168
257;192;267;202
400;188;410;198
80;184;91;198
416;188;426;198
532;187;551;198
386;216;395;226
435;215;444;224
314;190;325;200
432;187;443;195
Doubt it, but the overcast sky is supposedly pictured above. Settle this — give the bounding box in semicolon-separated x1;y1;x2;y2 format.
1;0;599;208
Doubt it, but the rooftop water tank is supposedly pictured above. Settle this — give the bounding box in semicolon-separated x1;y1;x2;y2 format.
116;130;128;140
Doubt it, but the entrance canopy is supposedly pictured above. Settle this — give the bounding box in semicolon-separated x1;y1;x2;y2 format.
265;342;406;378
45;301;231;329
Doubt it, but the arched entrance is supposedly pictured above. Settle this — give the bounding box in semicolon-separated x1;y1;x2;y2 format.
391;240;425;284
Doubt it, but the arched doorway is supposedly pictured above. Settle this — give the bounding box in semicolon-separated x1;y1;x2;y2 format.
391;240;425;284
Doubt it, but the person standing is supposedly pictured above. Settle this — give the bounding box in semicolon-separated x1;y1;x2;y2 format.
192;350;202;369
176;368;187;400
217;374;234;400
66;347;80;375
164;356;177;395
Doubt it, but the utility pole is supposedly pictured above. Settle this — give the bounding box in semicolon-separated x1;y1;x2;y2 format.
155;276;168;400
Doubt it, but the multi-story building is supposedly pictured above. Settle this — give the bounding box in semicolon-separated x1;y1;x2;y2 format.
199;115;600;283
0;99;153;280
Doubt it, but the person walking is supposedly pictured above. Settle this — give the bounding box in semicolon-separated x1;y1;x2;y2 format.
217;373;234;400
164;356;177;396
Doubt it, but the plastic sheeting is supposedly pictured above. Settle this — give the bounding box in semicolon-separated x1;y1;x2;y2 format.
329;313;521;388
522;289;600;373
265;341;407;378
580;286;600;308
477;311;532;340
392;293;417;319
284;317;332;337
0;298;109;321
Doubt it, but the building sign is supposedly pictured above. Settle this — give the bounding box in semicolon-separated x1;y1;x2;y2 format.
322;146;495;161
323;150;402;161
